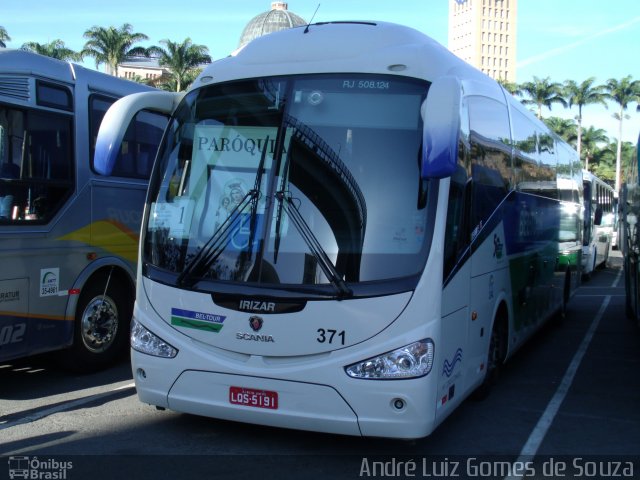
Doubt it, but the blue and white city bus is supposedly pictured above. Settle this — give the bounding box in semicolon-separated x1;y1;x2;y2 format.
96;21;583;438
581;169;615;279
0;50;167;370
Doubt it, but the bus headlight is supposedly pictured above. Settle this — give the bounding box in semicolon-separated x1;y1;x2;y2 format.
345;339;435;379
131;317;178;358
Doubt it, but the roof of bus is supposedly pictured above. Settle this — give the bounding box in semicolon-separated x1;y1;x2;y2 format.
0;49;155;95
583;168;615;189
197;21;489;88
0;49;77;83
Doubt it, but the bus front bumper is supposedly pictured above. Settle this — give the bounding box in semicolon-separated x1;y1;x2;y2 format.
167;370;361;436
132;351;438;439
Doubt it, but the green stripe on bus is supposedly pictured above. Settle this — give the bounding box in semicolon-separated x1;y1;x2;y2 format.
171;317;223;332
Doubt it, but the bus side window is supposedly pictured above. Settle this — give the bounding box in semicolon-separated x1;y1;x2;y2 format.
443;163;470;281
0;107;73;223
466;96;511;235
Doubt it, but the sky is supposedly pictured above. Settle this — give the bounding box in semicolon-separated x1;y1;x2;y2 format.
1;0;639;143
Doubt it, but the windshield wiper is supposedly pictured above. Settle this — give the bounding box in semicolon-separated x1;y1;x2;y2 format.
273;151;291;264
245;136;270;264
176;189;257;287
275;191;352;299
177;138;270;288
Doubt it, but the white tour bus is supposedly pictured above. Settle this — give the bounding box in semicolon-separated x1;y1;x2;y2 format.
95;22;583;438
0;50;167;370
581;169;615;278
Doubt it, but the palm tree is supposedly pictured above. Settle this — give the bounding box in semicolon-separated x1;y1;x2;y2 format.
148;38;211;92
580;126;609;171
21;40;82;61
543;116;577;146
563;78;607;161
590;142;617;183
497;77;519;96
519;76;567;119
619;140;637;181
154;68;203;92
82;24;150;76
604;75;640;192
0;26;10;48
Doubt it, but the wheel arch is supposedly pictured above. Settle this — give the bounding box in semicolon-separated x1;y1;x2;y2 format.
490;296;510;364
64;256;136;322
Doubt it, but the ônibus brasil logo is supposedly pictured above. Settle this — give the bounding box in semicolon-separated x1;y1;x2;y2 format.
8;456;73;479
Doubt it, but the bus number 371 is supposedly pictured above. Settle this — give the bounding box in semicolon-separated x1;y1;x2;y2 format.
317;329;346;345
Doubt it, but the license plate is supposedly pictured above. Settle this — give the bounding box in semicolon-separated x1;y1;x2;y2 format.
229;386;278;410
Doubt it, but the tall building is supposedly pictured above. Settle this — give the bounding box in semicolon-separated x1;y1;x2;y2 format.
448;0;517;82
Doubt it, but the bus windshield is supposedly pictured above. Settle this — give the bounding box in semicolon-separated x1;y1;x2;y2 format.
143;74;431;294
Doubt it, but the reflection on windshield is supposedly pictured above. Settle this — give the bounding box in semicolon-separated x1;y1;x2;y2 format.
144;74;431;292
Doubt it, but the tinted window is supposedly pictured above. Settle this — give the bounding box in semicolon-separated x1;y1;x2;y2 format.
0;106;73;223
36;81;73;111
467;96;511;234
512;109;539;188
537;131;556;185
89;95;115;167
144;74;432;289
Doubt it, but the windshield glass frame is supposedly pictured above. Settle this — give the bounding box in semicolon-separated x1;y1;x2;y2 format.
141;73;438;299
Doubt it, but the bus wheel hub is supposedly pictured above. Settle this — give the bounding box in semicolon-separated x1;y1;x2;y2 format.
80;296;119;353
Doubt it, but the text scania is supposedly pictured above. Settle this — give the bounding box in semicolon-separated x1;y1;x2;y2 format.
236;332;275;342
197;136;287;156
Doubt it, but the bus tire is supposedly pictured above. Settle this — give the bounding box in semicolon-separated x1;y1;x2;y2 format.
557;270;571;322
472;310;507;400
61;273;132;372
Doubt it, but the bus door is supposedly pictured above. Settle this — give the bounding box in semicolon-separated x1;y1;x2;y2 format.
439;166;472;419
583;180;594;248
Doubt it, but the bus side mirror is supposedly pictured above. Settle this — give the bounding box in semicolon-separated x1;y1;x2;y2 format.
421;76;462;179
94;91;181;175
